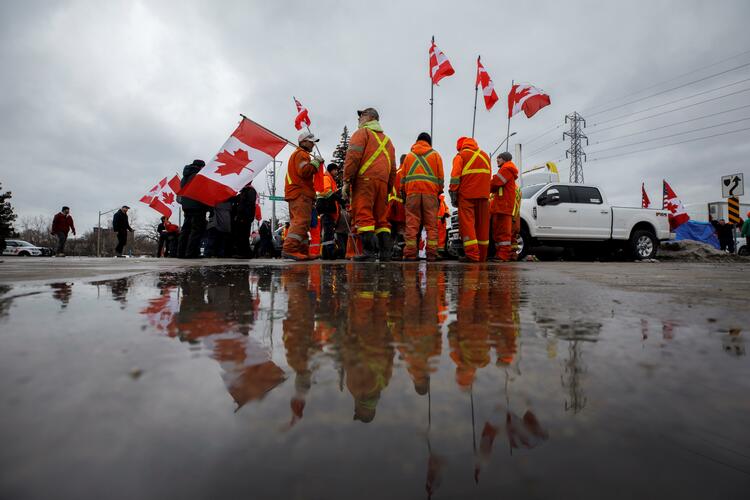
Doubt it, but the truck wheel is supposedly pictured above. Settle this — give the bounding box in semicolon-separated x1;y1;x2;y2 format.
629;230;657;260
517;227;530;260
18;251;30;257
739;246;749;256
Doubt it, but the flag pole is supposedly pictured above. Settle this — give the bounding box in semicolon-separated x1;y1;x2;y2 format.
504;79;514;152
239;114;296;148
472;56;479;138
292;97;324;157
430;35;435;140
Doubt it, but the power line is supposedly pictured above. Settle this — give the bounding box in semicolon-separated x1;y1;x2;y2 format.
524;123;564;145
583;48;750;113
528;139;563;156
588;117;750;154
586;61;750;117
588;126;750;162
589;84;750;128
589;102;750;136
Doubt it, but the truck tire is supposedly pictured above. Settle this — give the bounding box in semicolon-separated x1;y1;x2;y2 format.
517;227;530;260
629;230;657;260
18;251;30;257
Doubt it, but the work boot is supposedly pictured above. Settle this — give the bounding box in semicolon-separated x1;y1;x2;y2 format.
378;232;393;262
354;232;378;262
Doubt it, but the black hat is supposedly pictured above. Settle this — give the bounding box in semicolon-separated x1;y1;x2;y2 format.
498;152;513;162
192;159;206;167
417;132;432;145
327;163;340;172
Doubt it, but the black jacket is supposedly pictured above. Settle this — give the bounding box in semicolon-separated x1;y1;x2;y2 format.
112;210;132;232
232;186;257;224
179;163;209;211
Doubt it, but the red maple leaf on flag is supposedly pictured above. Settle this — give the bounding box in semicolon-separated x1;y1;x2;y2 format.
215;149;252;176
161;191;175;205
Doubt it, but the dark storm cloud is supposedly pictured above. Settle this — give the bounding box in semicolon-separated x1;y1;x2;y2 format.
1;0;749;231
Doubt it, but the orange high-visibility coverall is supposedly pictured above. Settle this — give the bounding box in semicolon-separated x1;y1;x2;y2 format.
343;121;396;236
343;264;394;423
490;160;519;261
437;194;449;251
388;161;406;226
283;147;317;258
281;265;318;425
394;266;442;394
511;186;522;260
449;137;491;262
448;266;491;389
402;140;444;260
308;220;321;257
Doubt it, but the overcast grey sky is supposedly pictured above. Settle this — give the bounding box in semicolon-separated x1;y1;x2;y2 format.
1;0;749;232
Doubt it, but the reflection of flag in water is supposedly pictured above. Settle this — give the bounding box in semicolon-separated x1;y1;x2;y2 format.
208;334;286;409
141;287;180;337
506;410;549;450
662;321;675;340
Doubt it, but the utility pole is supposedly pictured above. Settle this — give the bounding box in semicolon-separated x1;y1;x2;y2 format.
563;112;588;183
268;159;280;230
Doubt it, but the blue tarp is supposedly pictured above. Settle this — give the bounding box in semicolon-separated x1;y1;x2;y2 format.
674;220;720;249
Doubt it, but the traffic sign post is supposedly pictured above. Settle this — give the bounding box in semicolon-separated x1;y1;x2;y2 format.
721;173;744;198
727;196;741;224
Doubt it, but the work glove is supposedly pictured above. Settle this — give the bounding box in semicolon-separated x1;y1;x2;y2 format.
311;155;324;167
341;181;350;202
449;191;458;207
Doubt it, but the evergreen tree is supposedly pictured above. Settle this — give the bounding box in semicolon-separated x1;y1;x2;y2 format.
0;182;17;253
331;125;350;168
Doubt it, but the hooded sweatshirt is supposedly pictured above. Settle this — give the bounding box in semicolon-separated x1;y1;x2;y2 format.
449;137;491;199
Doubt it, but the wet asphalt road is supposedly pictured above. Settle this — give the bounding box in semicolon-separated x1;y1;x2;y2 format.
0;258;748;499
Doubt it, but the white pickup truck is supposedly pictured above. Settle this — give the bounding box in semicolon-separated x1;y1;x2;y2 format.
518;183;671;259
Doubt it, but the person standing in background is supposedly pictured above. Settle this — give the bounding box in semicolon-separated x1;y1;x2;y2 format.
51;206;76;256
112;205;133;257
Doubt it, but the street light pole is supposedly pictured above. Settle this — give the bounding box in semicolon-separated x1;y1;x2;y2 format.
491;131;518;158
97;207;119;257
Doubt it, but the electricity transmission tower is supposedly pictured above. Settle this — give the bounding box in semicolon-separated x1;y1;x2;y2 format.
563;112;588;183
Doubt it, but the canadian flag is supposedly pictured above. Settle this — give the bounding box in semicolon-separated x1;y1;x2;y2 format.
179;117;289;207
293;97;311;130
476;57;499;110
641;182;651;208
662;180;690;230
508;83;551;119
429;37;455;85
140;175;181;218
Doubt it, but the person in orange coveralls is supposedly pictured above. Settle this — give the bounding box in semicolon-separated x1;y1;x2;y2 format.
489;152;519;261
387;154;407;259
282;131;324;261
342;107;396;261
449;137;491;262
402;132;445;261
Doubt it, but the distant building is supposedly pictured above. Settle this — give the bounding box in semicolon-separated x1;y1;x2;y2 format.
685;201;749;222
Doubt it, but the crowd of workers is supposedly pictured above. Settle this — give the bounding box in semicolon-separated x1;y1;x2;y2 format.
41;105;750;260
280;107;522;263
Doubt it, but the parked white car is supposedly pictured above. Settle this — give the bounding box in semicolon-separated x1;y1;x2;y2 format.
519;183;671;259
736;236;748;256
3;239;44;256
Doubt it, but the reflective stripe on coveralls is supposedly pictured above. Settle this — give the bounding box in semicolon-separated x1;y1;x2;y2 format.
358;131;392;177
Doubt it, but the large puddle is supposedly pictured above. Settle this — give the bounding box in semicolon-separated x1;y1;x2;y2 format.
0;264;748;499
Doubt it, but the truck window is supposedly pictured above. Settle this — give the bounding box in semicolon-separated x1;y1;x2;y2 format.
522;184;545;199
571;186;603;204
542;185;573;203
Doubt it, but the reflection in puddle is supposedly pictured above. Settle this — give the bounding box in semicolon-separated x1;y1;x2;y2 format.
1;264;748;499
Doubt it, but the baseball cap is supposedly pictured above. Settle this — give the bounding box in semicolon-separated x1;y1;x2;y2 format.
298;132;319;143
357;107;379;120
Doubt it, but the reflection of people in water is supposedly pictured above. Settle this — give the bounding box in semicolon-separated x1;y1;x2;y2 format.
394;264;442;395
342;264;394;423
282;265;320;427
50;282;73;308
478;408;549;480
448;266;491;390
488;267;519;367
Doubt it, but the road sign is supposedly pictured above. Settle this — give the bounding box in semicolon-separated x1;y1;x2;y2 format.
727;196;741;224
721;173;744;198
268;195;285;202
